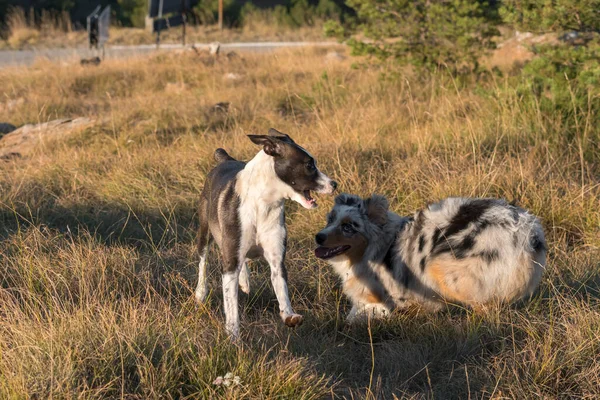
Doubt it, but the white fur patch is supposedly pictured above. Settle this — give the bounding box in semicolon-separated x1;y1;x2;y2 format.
222;270;240;337
194;247;209;303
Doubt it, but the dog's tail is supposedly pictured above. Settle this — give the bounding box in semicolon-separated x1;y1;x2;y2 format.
214;148;236;164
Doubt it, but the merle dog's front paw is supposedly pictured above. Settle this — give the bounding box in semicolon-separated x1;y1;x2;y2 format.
282;313;304;328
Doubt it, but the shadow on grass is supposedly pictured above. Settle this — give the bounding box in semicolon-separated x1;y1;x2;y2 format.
0;200;197;247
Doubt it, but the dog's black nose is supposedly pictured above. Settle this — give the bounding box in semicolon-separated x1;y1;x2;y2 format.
331;181;338;191
315;232;326;245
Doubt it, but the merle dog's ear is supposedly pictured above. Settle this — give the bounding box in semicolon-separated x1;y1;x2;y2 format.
268;128;294;143
364;195;389;225
334;193;362;207
247;134;284;156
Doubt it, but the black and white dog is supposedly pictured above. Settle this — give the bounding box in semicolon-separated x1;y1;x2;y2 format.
315;194;546;321
195;129;337;337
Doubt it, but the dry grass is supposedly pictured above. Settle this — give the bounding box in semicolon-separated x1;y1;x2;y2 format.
0;47;599;398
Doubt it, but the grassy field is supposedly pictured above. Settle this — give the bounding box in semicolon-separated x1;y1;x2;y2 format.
0;48;599;399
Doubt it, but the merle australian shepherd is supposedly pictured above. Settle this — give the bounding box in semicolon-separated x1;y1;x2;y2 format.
315;194;546;321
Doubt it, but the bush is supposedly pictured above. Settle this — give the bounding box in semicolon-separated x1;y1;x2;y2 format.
500;0;600;33
502;0;600;154
117;0;147;28
240;0;340;29
327;0;498;73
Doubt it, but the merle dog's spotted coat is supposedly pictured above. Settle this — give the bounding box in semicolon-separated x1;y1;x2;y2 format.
315;194;547;321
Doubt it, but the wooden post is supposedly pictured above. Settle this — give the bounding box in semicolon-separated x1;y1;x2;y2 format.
182;13;186;46
156;0;164;49
181;0;186;46
218;0;223;30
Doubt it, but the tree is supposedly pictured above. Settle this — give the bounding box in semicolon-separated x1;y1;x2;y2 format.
326;0;498;73
500;0;600;33
502;0;600;156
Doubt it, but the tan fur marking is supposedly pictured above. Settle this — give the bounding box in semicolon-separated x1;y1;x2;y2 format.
345;277;382;304
426;260;480;304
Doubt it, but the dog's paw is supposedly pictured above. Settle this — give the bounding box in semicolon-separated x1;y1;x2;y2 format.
238;275;250;295
282;313;304;328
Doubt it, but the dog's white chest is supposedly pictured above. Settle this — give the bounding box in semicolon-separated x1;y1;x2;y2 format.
238;199;285;259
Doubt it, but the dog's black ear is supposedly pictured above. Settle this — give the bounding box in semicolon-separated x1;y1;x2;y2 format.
268;128;294;144
335;193;361;207
247;134;284;156
364;195;389;225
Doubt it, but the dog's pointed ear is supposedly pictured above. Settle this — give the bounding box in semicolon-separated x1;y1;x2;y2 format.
364;195;389;225
335;193;361;207
268;128;294;143
247;134;284;156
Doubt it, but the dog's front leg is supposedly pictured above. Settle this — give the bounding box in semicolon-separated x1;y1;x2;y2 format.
260;226;303;328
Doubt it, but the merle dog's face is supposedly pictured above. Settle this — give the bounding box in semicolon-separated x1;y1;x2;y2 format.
248;129;337;209
314;194;389;261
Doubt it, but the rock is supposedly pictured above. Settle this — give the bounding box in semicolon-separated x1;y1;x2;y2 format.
224;72;241;81
209;42;221;55
80;57;102;66
0;117;95;159
515;31;534;42
325;51;345;62
208;102;230;115
226;51;241;61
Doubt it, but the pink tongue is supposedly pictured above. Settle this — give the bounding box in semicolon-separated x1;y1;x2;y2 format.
314;247;330;258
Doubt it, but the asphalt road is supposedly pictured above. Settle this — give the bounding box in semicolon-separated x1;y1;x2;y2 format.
0;41;340;68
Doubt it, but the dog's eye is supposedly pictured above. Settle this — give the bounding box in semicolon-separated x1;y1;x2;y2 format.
306;160;316;171
342;223;355;234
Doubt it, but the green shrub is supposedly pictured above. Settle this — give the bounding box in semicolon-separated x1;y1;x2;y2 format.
500;0;600;33
327;0;498;74
117;0;147;28
502;0;600;155
516;41;600;153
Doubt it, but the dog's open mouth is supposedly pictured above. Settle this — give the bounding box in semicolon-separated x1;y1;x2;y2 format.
314;245;351;259
303;190;317;207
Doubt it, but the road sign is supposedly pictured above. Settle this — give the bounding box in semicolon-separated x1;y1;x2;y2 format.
87;5;110;50
98;6;110;46
153;14;184;32
148;0;198;18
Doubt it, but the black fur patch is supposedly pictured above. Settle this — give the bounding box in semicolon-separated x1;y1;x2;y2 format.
432;227;442;247
479;249;500;263
335;193;360;207
444;200;491;239
382;233;398;271
401;264;415;288
432;200;492;256
509;206;520;223
419;257;426;272
455;235;475;258
531;234;547;252
418;235;425;252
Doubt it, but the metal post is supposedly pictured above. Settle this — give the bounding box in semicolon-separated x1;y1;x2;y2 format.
218;0;223;30
156;0;164;49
